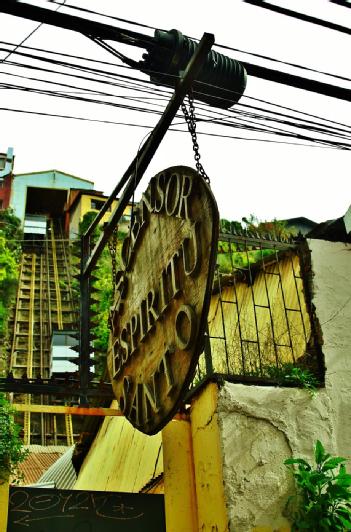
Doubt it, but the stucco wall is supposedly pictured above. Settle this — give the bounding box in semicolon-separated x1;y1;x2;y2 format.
217;238;351;531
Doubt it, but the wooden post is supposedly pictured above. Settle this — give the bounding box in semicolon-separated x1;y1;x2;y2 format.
162;419;198;532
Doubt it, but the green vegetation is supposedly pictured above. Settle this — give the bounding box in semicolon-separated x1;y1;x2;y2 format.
0;209;21;339
256;363;319;397
284;440;351;530
0;394;28;483
78;212;125;377
218;215;296;274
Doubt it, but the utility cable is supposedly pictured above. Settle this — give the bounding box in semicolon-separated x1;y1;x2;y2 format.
0;106;348;150
2;68;349;144
2;56;351;145
0;0;66;64
242;0;351;35
2;44;350;135
45;3;351;83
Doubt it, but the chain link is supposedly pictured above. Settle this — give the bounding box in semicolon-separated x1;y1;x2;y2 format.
107;228;118;290
181;89;210;184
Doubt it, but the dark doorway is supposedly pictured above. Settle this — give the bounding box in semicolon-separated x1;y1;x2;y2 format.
25;187;68;217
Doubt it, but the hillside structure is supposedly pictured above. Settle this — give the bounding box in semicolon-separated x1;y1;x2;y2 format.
1;147;350;531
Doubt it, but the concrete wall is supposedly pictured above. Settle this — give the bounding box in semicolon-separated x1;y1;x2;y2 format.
217;238;351;531
11;170;93;223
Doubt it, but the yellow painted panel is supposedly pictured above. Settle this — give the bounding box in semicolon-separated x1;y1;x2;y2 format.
74;401;162;493
191;382;229;532
0;477;9;532
162;419;198;532
79;195;119;223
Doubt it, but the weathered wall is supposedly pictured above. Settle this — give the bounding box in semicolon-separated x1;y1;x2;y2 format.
217;238;351;531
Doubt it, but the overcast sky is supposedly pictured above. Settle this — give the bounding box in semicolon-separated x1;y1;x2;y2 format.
0;0;350;223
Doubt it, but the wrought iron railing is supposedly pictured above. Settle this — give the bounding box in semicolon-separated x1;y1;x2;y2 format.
191;231;323;389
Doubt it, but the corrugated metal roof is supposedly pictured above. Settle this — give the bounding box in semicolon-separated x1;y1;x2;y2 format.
37;446;77;489
17;445;70;486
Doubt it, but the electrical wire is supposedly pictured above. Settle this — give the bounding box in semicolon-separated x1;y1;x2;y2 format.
45;2;351;84
1;106;348;150
47;1;164;32
2;63;350;147
242;0;351;35
1;18;350;151
1;64;350;151
1;43;350;137
0;0;67;64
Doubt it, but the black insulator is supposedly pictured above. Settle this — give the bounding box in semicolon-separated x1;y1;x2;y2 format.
141;29;247;109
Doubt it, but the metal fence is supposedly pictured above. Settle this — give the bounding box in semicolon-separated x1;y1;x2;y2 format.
192;231;323;387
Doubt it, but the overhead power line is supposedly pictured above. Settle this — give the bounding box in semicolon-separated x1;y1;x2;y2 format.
2;50;350;142
1;43;351;145
241;62;351;102
1;106;349;150
242;0;351;35
0;0;66;64
1;0;350;103
329;0;351;7
44;3;351;85
1;40;350;132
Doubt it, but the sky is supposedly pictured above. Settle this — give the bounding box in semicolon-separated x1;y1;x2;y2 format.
0;0;350;223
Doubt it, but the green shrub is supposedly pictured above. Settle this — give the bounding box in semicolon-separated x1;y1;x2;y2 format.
284;440;351;530
0;394;28;483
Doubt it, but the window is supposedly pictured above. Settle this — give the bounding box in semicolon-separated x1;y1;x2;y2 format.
90;199;107;211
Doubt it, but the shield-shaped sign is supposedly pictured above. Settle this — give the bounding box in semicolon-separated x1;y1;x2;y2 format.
107;166;219;434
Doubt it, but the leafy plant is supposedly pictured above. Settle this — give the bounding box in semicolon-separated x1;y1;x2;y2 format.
0;209;21;340
247;362;319;396
0;394;28;484
264;363;318;396
284;440;351;530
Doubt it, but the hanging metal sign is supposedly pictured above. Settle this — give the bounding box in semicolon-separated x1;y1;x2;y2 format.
107;166;219;434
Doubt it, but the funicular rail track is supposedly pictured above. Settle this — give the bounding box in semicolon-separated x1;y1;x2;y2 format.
8;218;78;444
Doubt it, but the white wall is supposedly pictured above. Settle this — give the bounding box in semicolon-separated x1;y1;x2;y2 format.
217;239;351;531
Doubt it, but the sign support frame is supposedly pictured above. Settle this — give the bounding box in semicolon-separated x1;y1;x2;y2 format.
78;33;215;404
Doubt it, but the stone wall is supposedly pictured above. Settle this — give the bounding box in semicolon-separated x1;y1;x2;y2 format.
217;238;351;531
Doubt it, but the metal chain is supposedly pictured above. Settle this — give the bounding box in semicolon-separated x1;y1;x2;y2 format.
107;228;118;289
181;89;210;184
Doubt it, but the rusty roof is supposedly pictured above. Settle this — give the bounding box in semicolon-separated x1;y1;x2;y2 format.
15;446;70;486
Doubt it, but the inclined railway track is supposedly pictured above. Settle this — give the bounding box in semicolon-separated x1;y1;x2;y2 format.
8;217;78;444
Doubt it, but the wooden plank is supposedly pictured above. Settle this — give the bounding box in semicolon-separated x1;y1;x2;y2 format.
12;404;122;416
